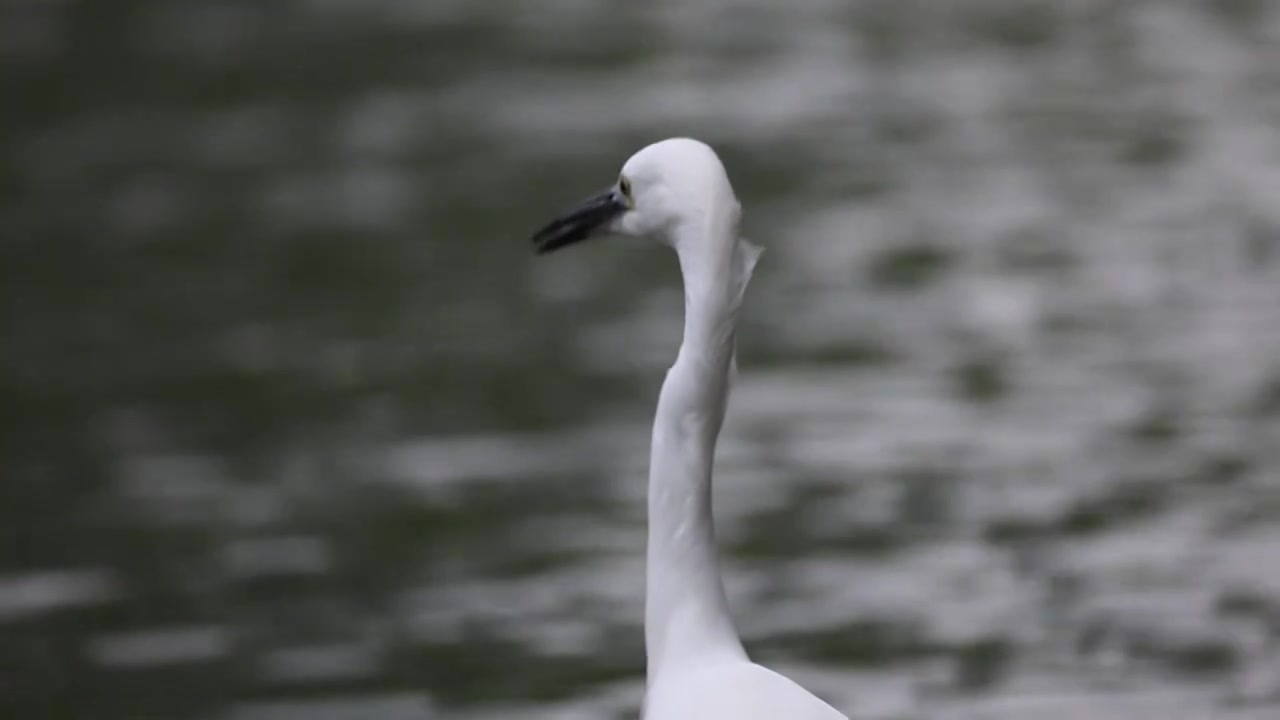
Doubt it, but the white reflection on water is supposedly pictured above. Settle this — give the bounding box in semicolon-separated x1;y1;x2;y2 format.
5;0;1280;719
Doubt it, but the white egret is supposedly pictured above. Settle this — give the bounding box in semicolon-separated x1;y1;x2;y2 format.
532;138;847;720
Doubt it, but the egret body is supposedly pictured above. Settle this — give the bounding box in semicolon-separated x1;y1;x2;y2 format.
532;138;846;720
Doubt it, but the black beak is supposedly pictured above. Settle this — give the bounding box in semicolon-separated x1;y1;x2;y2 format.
531;187;628;255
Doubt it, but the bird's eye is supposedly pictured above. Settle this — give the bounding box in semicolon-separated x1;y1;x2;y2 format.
619;176;632;199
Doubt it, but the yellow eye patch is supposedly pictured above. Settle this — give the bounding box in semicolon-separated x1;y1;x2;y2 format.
619;175;633;206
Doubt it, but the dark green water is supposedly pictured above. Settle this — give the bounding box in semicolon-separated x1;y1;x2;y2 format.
3;2;1280;718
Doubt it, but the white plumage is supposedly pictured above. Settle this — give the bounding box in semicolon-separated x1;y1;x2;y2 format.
533;138;846;720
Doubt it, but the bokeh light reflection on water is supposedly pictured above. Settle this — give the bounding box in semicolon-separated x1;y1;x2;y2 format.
3;1;1280;718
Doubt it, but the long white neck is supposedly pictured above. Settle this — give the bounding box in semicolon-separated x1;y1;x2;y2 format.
644;197;762;682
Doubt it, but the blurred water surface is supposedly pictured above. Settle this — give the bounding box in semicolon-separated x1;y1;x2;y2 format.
4;1;1280;718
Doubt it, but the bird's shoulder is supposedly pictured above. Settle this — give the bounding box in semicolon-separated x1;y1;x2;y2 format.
643;659;846;720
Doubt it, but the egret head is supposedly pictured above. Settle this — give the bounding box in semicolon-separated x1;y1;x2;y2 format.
531;138;739;254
